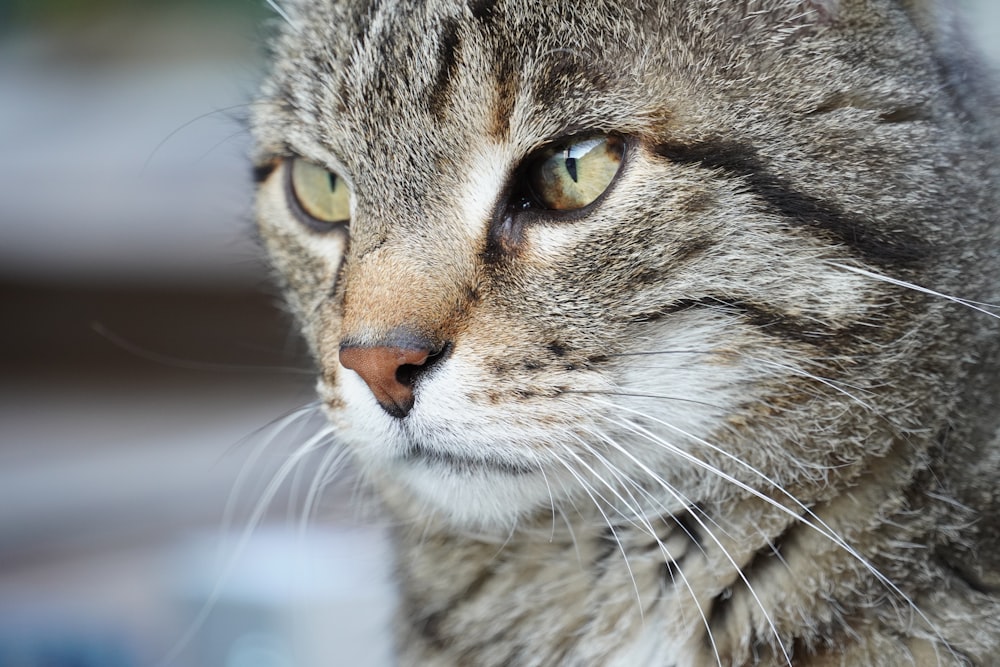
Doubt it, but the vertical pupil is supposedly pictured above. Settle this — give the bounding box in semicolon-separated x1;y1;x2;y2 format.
564;150;578;183
328;172;338;191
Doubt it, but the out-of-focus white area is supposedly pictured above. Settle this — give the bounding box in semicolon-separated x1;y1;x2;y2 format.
0;369;397;667
1;2;998;667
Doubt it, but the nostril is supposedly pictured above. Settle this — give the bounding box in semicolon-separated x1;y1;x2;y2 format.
395;363;421;387
338;336;453;418
395;342;452;387
426;341;453;371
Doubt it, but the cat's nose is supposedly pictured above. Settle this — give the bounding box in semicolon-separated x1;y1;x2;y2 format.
338;340;444;418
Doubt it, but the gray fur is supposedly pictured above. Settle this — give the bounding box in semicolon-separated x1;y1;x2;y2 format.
252;0;1000;664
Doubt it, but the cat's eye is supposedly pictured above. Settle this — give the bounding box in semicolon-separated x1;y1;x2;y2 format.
524;136;624;211
287;157;351;227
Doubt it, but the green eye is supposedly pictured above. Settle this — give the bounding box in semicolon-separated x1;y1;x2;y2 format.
288;157;351;226
526;136;624;211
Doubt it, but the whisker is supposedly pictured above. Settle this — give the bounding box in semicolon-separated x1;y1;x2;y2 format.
605;349;715;358
91;322;314;375
575;424;734;548
570;435;724;667
583;397;958;662
533;453;559;541
544;455;586;565
299;442;352;538
265;0;299;29
580;417;792;665
142;102;256;172
193;128;252;164
611;348;867;364
158;423;336;667
557;438;656;533
550;450;645;617
220;401;321;550
562;389;725;410
748;357;877;413
829;262;1000;319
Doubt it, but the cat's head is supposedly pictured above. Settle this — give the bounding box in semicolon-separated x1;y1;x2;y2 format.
252;0;999;531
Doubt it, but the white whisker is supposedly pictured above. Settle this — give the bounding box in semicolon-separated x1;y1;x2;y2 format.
158;423;335;667
299;442;351;538
265;0;298;29
829;262;1000;319
579;416;792;665
219;402;320;558
749;357;877;413
567;433;724;666
550;449;645;618
533;454;560;541
583;397;959;663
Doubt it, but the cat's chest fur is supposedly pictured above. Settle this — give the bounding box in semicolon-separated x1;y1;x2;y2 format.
394;520;693;666
387;458;976;666
252;0;1000;664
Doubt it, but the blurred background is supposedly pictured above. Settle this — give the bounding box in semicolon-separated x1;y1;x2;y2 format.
0;2;394;666
0;2;998;666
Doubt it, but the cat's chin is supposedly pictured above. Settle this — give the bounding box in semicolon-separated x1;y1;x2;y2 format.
377;454;560;531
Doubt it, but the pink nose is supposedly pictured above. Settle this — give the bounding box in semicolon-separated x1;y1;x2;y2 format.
339;345;432;418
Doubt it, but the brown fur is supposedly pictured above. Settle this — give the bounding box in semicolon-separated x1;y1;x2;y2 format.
252;0;1000;664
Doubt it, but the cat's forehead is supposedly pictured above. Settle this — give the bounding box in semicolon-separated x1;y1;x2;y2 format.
258;0;929;171
266;0;664;160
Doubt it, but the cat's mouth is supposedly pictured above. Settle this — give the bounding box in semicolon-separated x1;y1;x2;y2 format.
401;442;537;476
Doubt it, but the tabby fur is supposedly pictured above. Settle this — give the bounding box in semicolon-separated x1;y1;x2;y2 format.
251;0;1000;664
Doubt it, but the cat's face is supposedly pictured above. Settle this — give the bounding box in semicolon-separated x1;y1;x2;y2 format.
253;0;993;530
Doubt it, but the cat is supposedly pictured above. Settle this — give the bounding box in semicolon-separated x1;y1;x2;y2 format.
250;0;1000;664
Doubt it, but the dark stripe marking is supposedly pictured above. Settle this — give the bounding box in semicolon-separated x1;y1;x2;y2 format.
467;0;499;25
427;19;461;120
333;0;385;110
412;608;449;651
349;0;383;49
626;297;854;348
594;525;622;572
530;51;613;108
409;563;500;651
705;521;793;651
490;51;519;141
671;509;702;550
662;559;681;587
654;140;930;266
465;0;516;139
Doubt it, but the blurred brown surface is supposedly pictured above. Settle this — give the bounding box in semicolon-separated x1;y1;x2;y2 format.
1;282;307;375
